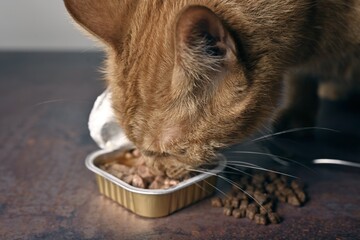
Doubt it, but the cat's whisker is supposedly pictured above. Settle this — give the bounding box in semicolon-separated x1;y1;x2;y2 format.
248;127;340;144
186;168;268;213
222;160;259;167
226;150;316;173
225;162;298;178
200;178;230;199
32;98;92;108
220;164;253;177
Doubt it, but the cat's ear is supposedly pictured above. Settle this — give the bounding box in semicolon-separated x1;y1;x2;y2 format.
64;0;126;47
175;6;237;80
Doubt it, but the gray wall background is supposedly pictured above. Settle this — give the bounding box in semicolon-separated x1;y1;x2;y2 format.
0;0;99;50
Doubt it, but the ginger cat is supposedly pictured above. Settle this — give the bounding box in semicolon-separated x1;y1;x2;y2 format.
64;0;360;178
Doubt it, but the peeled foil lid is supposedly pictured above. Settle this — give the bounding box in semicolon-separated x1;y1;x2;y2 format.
88;89;134;151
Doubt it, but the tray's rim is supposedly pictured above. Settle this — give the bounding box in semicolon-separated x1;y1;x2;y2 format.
85;146;226;195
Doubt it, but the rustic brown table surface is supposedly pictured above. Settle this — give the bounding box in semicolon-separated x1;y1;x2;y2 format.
0;52;359;240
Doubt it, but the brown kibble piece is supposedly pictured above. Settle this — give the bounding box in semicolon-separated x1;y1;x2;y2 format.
280;175;288;183
254;214;268;225
287;194;301;206
260;206;268;215
277;194;287;203
232;209;246;218
260;201;273;214
268;212;281;224
295;190;306;203
267;172;278;181
265;183;276;194
276;181;286;191
211;197;223;208
283;187;294;196
264;201;274;211
236;192;248;200
254;191;268;205
291;180;304;190
211;171;308;224
223;207;233;216
246;203;258;220
252;174;266;184
231;198;240;208
223;198;233;208
246;185;254;192
239;199;249;210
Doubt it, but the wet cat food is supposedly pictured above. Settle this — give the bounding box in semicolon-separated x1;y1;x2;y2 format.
86;148;227;218
100;157;185;189
211;171;307;224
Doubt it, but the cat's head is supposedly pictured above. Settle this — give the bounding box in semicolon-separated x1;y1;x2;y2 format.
65;1;307;178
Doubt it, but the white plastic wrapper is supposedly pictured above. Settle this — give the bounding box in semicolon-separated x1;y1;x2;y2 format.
88;89;134;151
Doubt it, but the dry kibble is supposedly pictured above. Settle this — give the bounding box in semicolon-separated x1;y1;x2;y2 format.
254;214;268;225
264;201;274;211
276;181;286;191
246;203;258;220
260;202;273;215
295;190;306;203
260;206;268;215
267;172;278;181
291;180;304;190
283;187;294;196
210;171;307;225
246;185;255;192
268;212;281;224
233;209;246;218
223;207;233;216
287;194;301;206
254;191;268;205
231;198;240;208
236;192;248;200
280;175;288;183
223;198;232;208
265;183;276;194
252;174;266;184
278;194;287;203
239;199;249;210
211;197;223;208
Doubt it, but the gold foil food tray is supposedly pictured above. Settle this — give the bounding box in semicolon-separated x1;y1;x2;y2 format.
85;148;226;218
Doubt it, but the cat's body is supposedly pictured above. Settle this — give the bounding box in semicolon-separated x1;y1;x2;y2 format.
65;0;360;178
